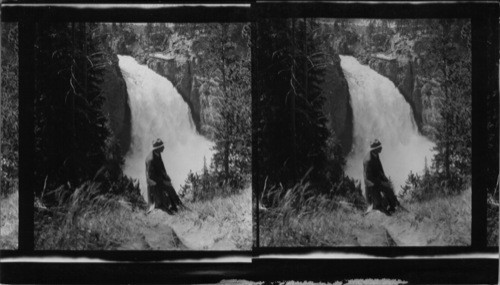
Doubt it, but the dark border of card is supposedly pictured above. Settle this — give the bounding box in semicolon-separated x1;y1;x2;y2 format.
1;1;498;284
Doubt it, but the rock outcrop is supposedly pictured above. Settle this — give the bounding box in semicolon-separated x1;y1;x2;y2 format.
144;55;204;134
324;21;441;139
366;53;441;137
320;54;353;154
100;54;132;155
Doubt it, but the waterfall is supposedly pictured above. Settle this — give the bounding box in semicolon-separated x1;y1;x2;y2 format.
339;55;434;193
118;55;213;200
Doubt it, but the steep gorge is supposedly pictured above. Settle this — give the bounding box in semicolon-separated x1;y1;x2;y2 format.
365;53;441;137
323;20;451;139
101;25;355;156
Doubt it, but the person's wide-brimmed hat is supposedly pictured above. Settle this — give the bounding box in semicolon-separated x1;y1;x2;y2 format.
153;138;164;150
370;139;382;151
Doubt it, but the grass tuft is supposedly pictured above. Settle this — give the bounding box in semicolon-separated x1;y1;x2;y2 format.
260;182;471;246
35;181;252;250
401;188;471;246
35;182;141;250
260;182;365;246
179;186;252;250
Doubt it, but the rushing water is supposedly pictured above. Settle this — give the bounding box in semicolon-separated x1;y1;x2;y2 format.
340;55;434;193
118;55;213;200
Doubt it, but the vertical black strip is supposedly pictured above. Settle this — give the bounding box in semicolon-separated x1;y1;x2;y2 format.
483;5;500;248
18;17;35;251
471;13;490;248
491;9;500;249
251;17;259;250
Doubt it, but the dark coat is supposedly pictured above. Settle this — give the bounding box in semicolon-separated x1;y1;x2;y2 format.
363;151;398;211
363;151;388;188
145;150;182;212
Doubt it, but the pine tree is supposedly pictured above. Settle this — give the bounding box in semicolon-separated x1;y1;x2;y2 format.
184;23;252;188
429;20;472;191
34;22;109;199
256;18;331;198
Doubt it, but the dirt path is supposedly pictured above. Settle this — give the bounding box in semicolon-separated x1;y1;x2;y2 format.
118;188;252;250
116;210;187;250
353;208;446;246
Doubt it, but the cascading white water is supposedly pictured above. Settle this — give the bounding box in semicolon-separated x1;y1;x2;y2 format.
340;55;434;193
118;55;213;200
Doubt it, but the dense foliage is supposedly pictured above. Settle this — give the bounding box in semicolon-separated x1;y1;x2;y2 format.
187;23;251;187
394;20;472;198
35;23;107;198
34;23;142;205
168;23;252;200
255;18;361;207
1;23;19;196
325;19;473;199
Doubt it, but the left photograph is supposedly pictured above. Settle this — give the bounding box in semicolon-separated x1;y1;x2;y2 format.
1;22;19;250
34;22;252;250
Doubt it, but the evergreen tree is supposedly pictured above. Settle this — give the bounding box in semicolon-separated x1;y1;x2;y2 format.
256;18;331;199
427;20;472;191
34;22;109;199
393;19;472;194
196;23;251;186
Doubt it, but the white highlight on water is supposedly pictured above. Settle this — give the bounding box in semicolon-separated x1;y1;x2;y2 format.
118;55;213;199
340;55;434;193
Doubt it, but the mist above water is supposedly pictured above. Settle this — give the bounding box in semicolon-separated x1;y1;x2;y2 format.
118;55;213;200
339;55;434;193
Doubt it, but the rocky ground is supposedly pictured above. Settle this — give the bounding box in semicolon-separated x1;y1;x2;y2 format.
353;208;447;246
118;187;252;250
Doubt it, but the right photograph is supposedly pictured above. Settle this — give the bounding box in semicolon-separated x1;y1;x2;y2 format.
255;18;471;247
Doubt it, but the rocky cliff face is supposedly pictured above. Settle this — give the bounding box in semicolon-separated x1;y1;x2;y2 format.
366;52;441;137
145;55;204;134
320;54;353;154
328;23;441;139
103;24;251;141
100;54;131;155
109;48;217;138
101;49;209;152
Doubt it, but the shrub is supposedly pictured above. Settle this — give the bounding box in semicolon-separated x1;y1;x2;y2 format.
399;171;434;202
179;158;249;202
259;177;365;247
327;175;365;210
400;159;470;203
261;163;365;211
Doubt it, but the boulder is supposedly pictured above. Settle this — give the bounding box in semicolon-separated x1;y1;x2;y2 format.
100;54;131;155
320;54;353;154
